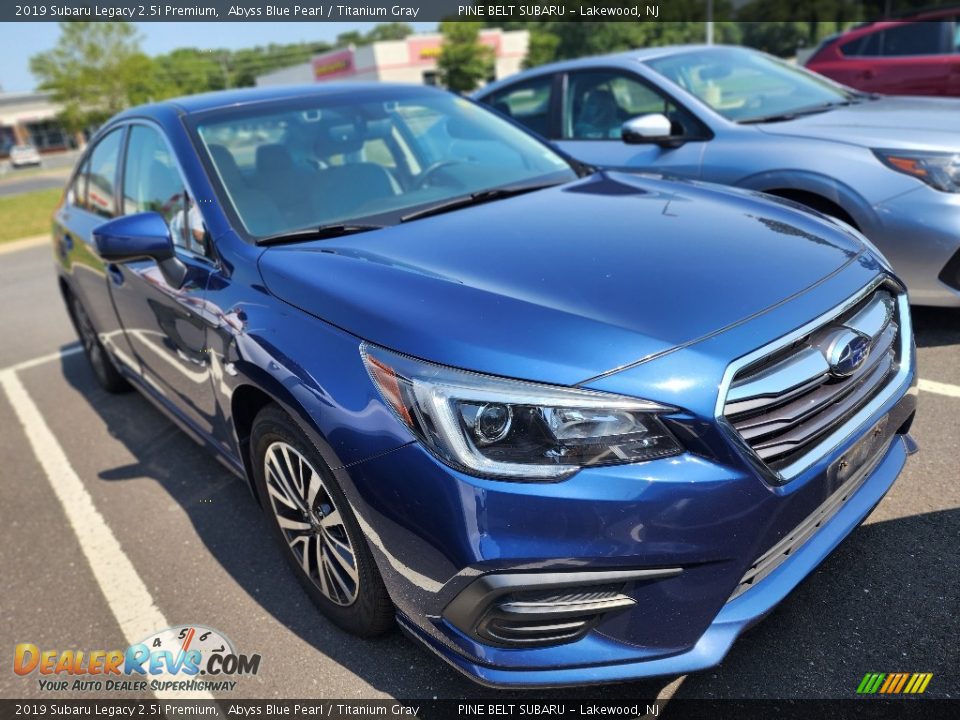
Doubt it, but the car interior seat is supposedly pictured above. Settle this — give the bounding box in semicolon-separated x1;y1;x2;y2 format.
575;88;623;139
207;143;282;236
312;120;396;219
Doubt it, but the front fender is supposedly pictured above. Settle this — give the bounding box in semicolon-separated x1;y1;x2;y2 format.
733;168;877;232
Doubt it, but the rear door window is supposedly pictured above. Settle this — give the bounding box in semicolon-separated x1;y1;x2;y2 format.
85;129;124;219
68;157;89;210
880;22;947;56
483;75;554;137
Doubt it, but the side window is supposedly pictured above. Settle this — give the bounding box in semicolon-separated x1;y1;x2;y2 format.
68;157;89;210
484;76;554;137
879;22;947;56
564;71;677;140
86;130;123;219
841;31;882;57
123;125;207;256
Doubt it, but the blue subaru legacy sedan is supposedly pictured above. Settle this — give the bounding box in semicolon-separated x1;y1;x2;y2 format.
54;84;917;687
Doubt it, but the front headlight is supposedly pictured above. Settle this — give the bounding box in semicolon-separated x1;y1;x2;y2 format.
874;149;960;193
361;344;682;480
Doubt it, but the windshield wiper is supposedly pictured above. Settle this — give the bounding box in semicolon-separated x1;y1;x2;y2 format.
256;223;384;246
740;100;853;125
400;182;560;223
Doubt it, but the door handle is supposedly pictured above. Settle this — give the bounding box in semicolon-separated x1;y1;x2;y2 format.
58;234;73;259
858;69;875;80
107;264;124;286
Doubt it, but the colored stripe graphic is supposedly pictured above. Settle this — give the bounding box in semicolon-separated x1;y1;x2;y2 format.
903;673;933;694
857;672;932;694
857;673;886;694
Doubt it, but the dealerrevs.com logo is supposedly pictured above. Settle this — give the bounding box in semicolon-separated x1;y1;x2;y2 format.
13;625;261;693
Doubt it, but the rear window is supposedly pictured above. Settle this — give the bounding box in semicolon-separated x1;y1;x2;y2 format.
841;22;952;57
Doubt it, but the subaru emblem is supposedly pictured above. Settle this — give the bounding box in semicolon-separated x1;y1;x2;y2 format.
826;330;871;377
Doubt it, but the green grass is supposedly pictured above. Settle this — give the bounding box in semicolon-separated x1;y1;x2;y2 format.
0;188;62;243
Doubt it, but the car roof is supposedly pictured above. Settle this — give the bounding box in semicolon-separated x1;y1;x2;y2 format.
477;44;747;94
829;5;960;40
115;82;446;119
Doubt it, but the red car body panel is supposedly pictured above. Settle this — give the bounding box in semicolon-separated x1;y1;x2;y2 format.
806;14;960;97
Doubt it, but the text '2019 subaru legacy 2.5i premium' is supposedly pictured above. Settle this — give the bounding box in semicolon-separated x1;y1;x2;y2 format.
54;84;917;687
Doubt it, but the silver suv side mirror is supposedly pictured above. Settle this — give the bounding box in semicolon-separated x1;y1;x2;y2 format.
621;114;674;145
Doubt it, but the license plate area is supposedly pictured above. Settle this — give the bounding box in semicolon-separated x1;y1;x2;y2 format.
829;414;893;490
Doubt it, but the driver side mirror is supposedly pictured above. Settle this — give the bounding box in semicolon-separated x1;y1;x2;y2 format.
93;212;187;289
621;114;682;147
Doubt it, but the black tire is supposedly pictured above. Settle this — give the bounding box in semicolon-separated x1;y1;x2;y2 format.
68;292;130;393
250;404;394;637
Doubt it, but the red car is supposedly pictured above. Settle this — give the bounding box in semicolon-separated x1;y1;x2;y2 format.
805;11;960;96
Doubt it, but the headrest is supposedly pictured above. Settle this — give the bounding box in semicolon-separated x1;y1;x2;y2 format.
256;144;294;175
207;144;243;186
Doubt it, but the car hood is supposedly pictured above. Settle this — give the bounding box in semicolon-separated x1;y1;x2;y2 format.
756;96;960;151
258;172;863;386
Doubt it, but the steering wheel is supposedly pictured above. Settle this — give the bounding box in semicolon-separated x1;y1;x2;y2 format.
412;160;468;190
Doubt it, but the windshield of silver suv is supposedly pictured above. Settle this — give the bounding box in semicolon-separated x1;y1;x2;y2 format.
646;47;860;124
194;90;577;238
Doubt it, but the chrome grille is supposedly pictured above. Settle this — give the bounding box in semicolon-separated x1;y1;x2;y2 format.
722;285;904;480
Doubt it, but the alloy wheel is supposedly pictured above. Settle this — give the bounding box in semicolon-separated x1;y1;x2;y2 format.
263;441;359;606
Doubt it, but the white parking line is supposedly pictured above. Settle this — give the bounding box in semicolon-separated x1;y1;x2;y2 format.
0;367;212;700
6;343;83;373
918;378;960;399
0;342;958;703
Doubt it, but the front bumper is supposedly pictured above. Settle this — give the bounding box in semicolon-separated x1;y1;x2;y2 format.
345;380;915;687
869;186;960;307
402;433;911;687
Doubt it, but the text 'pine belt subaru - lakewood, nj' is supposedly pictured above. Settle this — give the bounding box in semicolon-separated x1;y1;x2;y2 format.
54;83;917;687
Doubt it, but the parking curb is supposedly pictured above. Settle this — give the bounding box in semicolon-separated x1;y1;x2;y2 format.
0;234;49;256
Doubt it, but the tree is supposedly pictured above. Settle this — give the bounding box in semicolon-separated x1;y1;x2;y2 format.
336;23;413;48
30;22;153;132
335;30;366;47
152;48;225;96
366;22;414;43
437;21;494;93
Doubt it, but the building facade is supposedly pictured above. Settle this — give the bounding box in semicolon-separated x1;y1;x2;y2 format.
0;91;79;156
256;29;528;88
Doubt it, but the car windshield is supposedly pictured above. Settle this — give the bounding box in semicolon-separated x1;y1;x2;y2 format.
193;89;577;238
646;47;855;123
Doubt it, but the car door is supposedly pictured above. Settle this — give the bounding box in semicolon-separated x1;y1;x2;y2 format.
553;69;707;177
108;121;220;438
54;128;135;367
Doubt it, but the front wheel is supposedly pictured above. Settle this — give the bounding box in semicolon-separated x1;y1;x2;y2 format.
250;404;394;637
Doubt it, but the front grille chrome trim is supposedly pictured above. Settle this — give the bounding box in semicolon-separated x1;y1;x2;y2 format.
715;276;913;485
844;290;895;339
726;346;830;405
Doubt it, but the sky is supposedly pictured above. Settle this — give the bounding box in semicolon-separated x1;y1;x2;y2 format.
0;22;438;93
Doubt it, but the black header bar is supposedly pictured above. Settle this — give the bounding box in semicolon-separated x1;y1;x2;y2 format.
4;1;959;23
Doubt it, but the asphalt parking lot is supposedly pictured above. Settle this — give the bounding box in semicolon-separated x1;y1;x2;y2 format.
0;151;78;196
0;241;957;702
